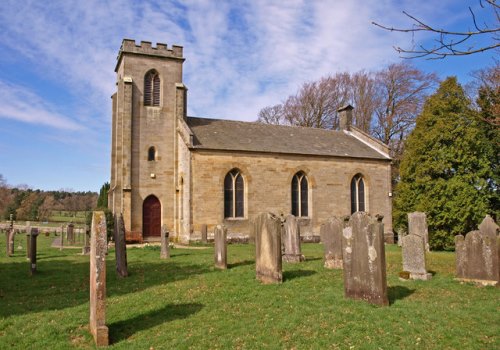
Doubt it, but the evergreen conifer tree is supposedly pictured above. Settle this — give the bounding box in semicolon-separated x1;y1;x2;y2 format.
394;77;496;250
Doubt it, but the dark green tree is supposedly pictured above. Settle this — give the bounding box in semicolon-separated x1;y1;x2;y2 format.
394;77;496;250
96;182;110;209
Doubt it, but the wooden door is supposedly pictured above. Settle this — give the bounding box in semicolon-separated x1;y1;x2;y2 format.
143;195;161;237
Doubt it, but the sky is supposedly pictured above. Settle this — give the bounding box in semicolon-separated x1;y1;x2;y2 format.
0;0;497;192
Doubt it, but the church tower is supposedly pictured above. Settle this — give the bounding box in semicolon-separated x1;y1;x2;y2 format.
109;39;187;241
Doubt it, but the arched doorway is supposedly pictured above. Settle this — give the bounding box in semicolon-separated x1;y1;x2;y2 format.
143;195;161;237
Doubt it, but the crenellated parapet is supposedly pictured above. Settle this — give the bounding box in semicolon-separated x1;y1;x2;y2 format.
115;39;184;71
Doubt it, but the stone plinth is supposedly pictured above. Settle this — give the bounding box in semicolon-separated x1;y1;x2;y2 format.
113;214;128;277
160;225;170;259
254;212;282;284
408;212;429;251
89;211;109;346
342;212;388;306
282;215;304;263
214;225;227;269
320;217;343;269
402;234;431;280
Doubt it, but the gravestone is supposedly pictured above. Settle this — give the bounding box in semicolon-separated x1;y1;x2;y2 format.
342;212;388;306
254;212;282;284
401;234;431;280
160;225;170;259
113;214;128;277
60;225;64;251
214;224;227;269
89;211;109;346
455;215;499;286
201;224;208;244
397;228;406;247
82;225;90;255
282;215;304;263
29;228;39;275
8;228;15;256
26;232;31;259
67;223;75;245
320;217;343;269
408;212;429;251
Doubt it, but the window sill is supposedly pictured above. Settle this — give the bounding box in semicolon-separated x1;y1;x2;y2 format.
224;217;247;221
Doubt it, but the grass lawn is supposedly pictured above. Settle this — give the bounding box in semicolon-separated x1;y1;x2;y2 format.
0;235;498;349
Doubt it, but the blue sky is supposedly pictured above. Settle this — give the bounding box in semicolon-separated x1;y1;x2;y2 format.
0;0;497;192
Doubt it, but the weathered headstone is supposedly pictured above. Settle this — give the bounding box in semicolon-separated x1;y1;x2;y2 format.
8;228;15;256
160;225;170;259
82;225;90;255
408;212;430;251
113;214;128;277
29;228;39;275
254;212;283;284
401;234;431;280
26;232;31;259
214;224;227;269
89;211;109;346
201;224;208;244
397;228;407;247
342;212;388;306
67;223;75;245
282;215;304;263
455;215;499;286
60;225;64;251
320;217;343;269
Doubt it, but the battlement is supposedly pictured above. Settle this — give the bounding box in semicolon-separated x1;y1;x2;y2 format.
115;39;184;71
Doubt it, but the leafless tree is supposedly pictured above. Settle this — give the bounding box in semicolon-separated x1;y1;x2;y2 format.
373;0;500;59
257;104;287;125
350;71;378;132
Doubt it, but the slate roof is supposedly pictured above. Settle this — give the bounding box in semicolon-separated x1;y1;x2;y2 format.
186;116;390;160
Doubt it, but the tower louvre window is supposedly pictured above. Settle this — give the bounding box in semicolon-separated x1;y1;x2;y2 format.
144;70;160;106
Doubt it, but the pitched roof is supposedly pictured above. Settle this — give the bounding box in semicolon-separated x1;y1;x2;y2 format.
186;116;390;160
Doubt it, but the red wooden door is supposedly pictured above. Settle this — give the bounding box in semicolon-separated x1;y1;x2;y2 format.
143;195;161;237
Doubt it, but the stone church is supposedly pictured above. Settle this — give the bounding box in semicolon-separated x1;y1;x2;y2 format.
108;39;393;243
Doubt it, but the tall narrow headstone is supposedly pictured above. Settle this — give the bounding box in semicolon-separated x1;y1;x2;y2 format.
397;228;406;247
214;224;227;269
82;225;90;255
320;217;343;269
342;213;388;306
408;212;430;251
67;223;75;245
254;212;283;284
201;224;208;244
455;215;499;286
8;228;15;256
29;228;39;275
26;232;31;259
60;225;64;251
282;215;304;263
113;214;128;277
89;211;109;346
401;234;431;280
160;225;170;259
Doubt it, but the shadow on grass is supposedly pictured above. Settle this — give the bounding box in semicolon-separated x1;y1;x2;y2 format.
228;260;254;269
283;269;316;281
388;285;415;305
304;257;322;262
109;303;204;344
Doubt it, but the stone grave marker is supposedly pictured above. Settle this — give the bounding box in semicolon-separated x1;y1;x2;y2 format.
8;228;15;256
254;212;282;284
397;228;406;247
342;212;388;306
60;225;65;251
29;228;39;275
408;212;429;251
201;224;208;244
113;214;128;277
67;223;75;245
455;216;499;286
26;231;31;260
282;215;304;263
160;225;170;259
89;211;109;346
82;225;90;255
401;234;431;280
320;217;343;269
214;224;227;269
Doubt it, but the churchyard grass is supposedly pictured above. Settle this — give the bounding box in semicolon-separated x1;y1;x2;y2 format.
0;235;498;349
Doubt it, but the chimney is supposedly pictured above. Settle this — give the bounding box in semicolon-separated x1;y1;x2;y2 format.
338;104;354;131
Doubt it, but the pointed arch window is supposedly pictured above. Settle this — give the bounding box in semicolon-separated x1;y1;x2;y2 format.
148;146;156;161
350;174;365;214
144;70;160;106
291;171;308;217
224;169;244;218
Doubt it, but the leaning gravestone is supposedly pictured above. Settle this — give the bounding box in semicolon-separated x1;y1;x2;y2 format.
29;228;39;275
214;224;227;269
342;212;388;306
201;224;208;244
408;212;430;251
113;214;128;277
320;217;343;269
282;215;304;263
160;225;170;259
455;215;499;286
89;211;109;346
401;234;431;280
254;212;283;284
